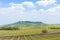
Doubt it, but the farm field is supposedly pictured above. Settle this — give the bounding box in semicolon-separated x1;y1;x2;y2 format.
0;29;60;40
0;25;60;36
0;21;60;40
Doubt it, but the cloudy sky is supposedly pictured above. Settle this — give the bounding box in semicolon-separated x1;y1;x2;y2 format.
0;0;60;25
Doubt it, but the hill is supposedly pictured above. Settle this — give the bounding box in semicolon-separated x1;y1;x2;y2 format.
2;21;44;27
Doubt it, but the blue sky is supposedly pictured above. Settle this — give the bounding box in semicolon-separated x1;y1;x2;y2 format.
0;0;60;25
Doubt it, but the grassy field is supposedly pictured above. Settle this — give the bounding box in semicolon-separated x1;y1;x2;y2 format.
20;34;60;40
0;24;60;40
0;24;60;36
0;33;60;40
0;25;43;36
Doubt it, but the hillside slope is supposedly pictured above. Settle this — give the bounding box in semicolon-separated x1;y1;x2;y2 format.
2;21;44;27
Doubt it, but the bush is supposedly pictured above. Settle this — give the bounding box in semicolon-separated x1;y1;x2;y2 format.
42;29;48;33
49;27;60;29
0;26;19;30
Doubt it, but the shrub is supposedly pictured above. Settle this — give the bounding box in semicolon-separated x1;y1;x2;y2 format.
49;27;60;29
0;26;19;30
42;29;48;33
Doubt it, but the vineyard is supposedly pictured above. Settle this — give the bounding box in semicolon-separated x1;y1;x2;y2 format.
0;32;60;40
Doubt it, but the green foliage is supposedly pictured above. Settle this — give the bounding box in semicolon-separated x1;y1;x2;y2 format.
0;26;19;30
42;29;48;33
49;27;60;29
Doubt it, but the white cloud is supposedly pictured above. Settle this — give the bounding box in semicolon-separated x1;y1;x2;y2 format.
57;5;60;9
9;3;25;10
0;3;25;14
0;1;60;24
0;1;60;17
39;9;45;14
47;5;60;16
22;1;35;9
0;2;39;21
0;1;35;15
36;0;57;6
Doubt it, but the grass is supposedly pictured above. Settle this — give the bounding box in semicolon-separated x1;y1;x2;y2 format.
0;25;60;36
0;26;42;36
0;24;60;40
19;34;60;40
0;33;60;40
